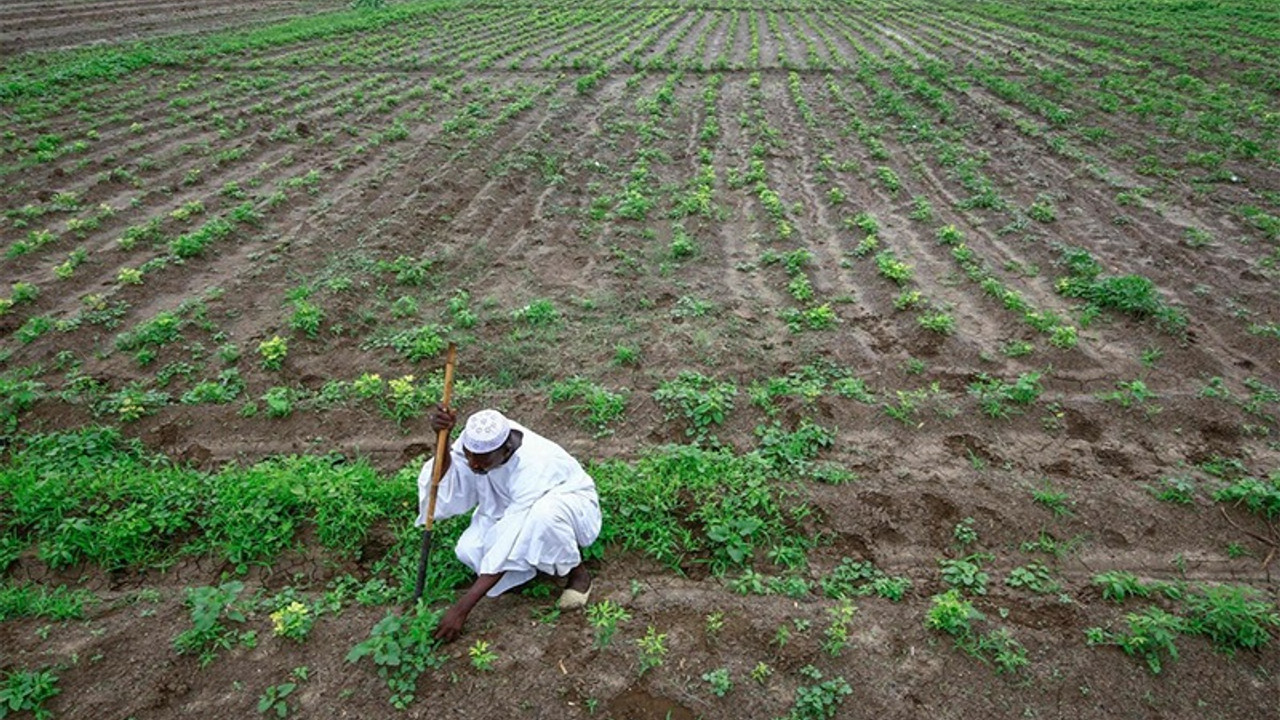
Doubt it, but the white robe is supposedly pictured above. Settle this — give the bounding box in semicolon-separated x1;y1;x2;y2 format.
416;422;602;597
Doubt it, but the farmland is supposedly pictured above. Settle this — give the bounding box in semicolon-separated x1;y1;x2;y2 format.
1;0;1279;717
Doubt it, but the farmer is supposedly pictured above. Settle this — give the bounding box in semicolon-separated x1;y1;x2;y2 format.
416;407;601;642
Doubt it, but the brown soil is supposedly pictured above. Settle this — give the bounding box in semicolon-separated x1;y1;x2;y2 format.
2;3;1278;720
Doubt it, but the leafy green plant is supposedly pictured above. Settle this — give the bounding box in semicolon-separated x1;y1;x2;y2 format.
257;682;296;717
0;582;97;621
379;256;431;286
1005;562;1060;594
258;336;288;371
1099;379;1157;410
975;627;1029;674
380;375;424;426
1182;584;1279;655
548;376;628;437
820;558;909;601
850;235;878;257
181;369;245;405
871;575;912;601
1021;531;1083;560
927;589;1028;674
370;325;448;363
1147;475;1195;505
780;304;837;332
940;555;990;595
653;372;737;443
446;290;476;328
1085;606;1183;674
918;310;956;335
586;600;631;648
173;581;249;667
670;227;697;259
0;375;45;433
14;316;55;344
1212;471;1280;519
1093;571;1151;603
0;667;60;720
512;298;559;326
953;517;978;547
785;666;851;720
1028;195;1057;222
704;611;725;637
612;345;640;366
289;300;324;339
926;588;980;638
1055;246;1186;333
635;626;668;675
875;166;901;194
909;196;933;222
882;388;926;425
701;667;733;697
346;607;446;709
968;372;1043;419
10;283;38;305
1001;339;1034;357
822;600;857;656
468;639;498;671
591;443;812;577
874;251;913;285
1032;482;1074;517
270;601;313;642
262;387;295;418
755;421;834;473
99;383;169;422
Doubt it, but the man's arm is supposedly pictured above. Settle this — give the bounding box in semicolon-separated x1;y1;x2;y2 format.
434;572;504;643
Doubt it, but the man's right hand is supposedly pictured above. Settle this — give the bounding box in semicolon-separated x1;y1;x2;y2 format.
429;405;457;434
433;603;468;643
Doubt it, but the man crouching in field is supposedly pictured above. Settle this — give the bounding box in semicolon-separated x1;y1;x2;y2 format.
416;407;601;642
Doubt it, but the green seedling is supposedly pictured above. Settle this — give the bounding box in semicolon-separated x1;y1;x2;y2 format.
468;639;498;671
586;600;631;648
258;682;296;717
701;667;732;697
634;626;668;675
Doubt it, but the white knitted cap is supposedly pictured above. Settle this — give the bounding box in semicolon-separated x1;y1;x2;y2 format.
462;409;511;454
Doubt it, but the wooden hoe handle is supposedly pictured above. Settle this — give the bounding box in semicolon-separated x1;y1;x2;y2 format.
424;343;458;533
411;343;457;605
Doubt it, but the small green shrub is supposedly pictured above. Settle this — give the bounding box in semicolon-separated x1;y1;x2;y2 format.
653;372;737;442
173;581;249;667
940;555;990;595
1182;584;1279;655
968;372;1043;419
1093;571;1151;603
289;300;324;339
874;251;913;285
258;336;288;371
0;667;60;720
548;376;628;437
635;626;668;675
346;607;446;709
586;600;631;648
270;601;314;642
1085;606;1183;674
701;667;733;697
1213;471;1280;519
786;666;851;720
512;298;559;326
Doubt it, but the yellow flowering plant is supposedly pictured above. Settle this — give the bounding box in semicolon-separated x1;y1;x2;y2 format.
270;601;313;642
